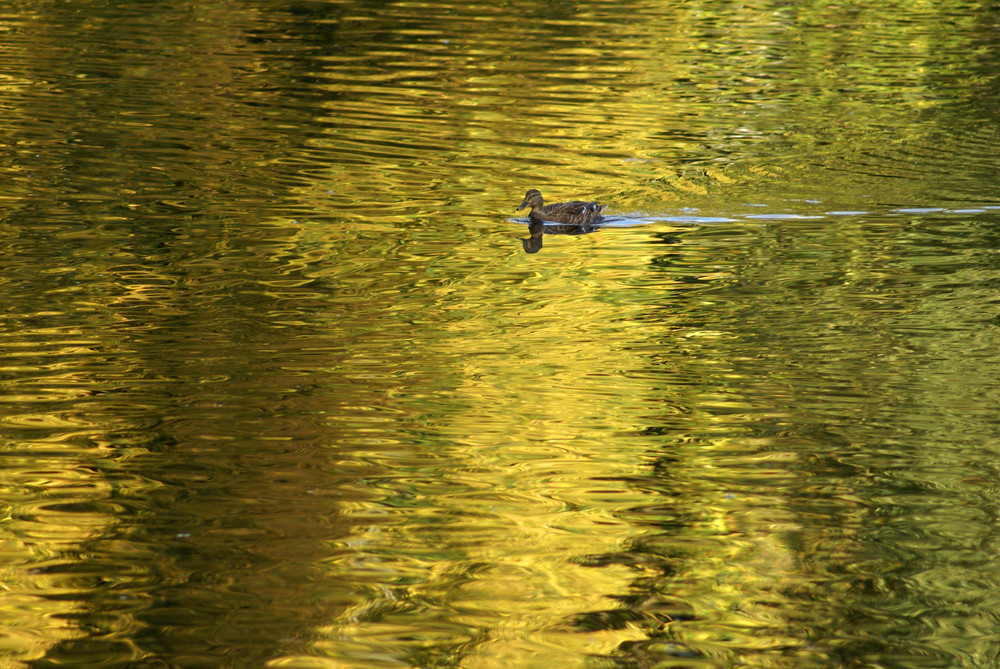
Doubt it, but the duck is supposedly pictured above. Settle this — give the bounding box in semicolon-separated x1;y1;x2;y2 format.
516;189;607;225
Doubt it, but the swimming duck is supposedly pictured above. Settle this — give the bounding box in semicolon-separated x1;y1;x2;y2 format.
516;189;606;225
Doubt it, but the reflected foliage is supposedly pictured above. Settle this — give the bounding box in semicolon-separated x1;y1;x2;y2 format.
0;0;999;667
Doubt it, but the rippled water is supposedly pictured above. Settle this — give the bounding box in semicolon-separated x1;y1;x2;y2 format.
1;0;1000;667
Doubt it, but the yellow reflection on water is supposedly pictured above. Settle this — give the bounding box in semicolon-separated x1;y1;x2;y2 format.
2;0;999;665
293;229;695;665
0;462;123;663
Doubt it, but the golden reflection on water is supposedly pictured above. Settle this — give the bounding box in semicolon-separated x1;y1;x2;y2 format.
285;218;825;666
1;0;1000;666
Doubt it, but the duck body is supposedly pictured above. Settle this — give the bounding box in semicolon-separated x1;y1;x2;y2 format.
516;188;606;225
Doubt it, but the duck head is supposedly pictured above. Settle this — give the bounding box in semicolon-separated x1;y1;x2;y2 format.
516;189;544;211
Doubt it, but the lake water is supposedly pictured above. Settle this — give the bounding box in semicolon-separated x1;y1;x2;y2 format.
2;0;999;667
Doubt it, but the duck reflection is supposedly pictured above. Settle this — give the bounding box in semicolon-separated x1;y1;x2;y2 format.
519;218;599;254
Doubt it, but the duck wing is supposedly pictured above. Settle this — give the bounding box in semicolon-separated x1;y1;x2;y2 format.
539;200;606;224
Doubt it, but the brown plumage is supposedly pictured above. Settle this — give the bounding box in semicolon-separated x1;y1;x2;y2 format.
516;189;607;225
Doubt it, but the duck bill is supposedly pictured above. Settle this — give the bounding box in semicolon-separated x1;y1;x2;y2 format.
516;201;529;211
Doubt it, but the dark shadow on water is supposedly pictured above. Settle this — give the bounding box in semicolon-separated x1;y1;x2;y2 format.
513;212;735;253
518;218;600;254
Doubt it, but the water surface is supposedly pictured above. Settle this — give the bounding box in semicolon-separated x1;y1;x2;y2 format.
1;0;1000;667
